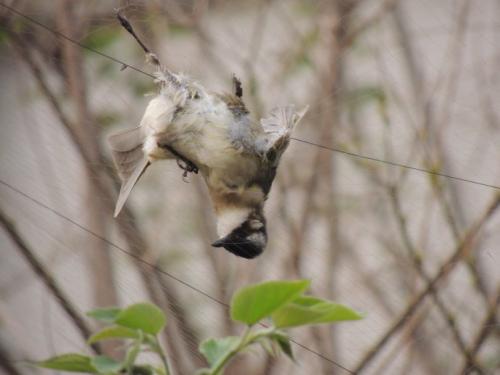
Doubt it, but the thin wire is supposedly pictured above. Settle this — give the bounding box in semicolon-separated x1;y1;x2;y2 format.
0;178;355;374
0;5;357;372
0;178;225;306
0;2;154;79
291;137;500;191
1;2;499;192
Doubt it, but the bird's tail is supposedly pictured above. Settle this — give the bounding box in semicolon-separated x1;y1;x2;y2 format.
108;127;150;217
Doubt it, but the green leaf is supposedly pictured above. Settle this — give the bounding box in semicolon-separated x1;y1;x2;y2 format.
272;296;363;328
86;307;121;323
269;331;294;361
230;280;310;325
88;325;138;344
199;336;239;368
91;356;122;374
35;353;96;373
115;303;166;335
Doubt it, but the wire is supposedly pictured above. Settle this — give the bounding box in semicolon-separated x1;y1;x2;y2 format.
0;5;357;372
291;138;500;191
0;178;355;374
0;2;154;79
0;178;226;306
0;4;498;372
1;2;499;192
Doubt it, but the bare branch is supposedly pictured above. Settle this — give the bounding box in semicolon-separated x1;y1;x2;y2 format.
354;193;500;373
341;0;399;49
460;286;500;374
387;185;483;372
0;208;99;354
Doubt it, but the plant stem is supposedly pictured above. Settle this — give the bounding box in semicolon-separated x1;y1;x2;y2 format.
210;326;253;375
151;336;172;375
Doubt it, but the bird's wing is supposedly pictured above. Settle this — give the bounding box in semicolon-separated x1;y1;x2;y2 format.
257;105;308;165
108;126;150;217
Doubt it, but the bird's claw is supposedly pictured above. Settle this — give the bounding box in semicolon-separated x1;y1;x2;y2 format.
176;159;199;182
158;142;199;181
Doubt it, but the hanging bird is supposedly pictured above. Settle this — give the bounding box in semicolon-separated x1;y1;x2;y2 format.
109;12;308;259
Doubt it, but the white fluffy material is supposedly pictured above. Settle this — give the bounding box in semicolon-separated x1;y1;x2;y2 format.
217;207;250;237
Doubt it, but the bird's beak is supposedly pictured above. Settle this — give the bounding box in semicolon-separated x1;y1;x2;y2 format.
211;235;264;259
211;237;227;248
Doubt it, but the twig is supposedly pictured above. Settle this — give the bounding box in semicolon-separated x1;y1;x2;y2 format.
115;8;182;90
116;9;153;57
353;193;500;373
387;185;484;372
340;0;399;49
460;286;500;374
0;208;99;354
371;303;431;374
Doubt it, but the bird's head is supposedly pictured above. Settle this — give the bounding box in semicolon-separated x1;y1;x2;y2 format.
212;207;267;259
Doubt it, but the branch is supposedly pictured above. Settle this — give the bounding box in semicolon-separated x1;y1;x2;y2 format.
0;208;98;354
387;185;483;372
392;0;494;313
340;0;399;50
353;193;500;373
460;286;500;374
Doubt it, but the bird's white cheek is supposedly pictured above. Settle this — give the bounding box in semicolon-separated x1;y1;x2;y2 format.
246;232;266;247
216;208;250;237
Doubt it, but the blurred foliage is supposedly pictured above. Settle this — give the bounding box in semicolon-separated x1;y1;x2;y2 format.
168;23;193;37
96;110;121;129
0;29;6;46
281;27;318;78
82;26;120;52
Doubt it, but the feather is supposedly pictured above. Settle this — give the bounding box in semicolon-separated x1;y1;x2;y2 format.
257;105;309;164
108;126;149;217
113;158;150;217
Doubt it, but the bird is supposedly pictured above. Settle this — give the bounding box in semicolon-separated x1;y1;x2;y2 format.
108;12;308;259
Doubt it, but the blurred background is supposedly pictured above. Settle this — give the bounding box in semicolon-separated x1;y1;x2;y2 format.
1;0;499;374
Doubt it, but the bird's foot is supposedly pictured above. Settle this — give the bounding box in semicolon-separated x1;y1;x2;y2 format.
158;143;199;180
176;158;199;179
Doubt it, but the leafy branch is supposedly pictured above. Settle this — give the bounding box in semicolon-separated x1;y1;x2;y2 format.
31;280;362;375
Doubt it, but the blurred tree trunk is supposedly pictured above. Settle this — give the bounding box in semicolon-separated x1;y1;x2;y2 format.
57;0;118;355
311;2;354;373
